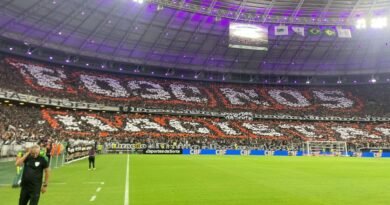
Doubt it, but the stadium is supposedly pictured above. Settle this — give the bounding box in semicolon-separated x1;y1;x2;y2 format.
0;0;390;204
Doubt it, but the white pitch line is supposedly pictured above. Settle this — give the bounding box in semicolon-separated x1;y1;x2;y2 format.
90;195;96;202
84;181;105;184
124;154;130;205
0;184;11;186
65;156;88;164
51;182;67;185
96;187;102;192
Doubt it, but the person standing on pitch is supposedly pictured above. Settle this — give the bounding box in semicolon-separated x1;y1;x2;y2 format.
88;148;96;170
16;145;50;205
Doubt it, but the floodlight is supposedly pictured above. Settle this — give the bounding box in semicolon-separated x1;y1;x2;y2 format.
355;18;366;29
371;17;387;29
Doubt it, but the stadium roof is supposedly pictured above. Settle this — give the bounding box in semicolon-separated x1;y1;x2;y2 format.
0;0;390;76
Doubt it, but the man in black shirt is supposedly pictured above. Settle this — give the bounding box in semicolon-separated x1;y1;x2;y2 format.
15;145;50;205
45;142;52;165
88;148;96;170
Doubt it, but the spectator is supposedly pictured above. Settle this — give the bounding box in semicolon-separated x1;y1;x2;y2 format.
15;145;50;205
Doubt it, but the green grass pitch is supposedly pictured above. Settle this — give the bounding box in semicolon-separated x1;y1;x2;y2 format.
1;155;390;205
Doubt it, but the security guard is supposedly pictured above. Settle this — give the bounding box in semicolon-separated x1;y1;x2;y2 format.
15;145;50;205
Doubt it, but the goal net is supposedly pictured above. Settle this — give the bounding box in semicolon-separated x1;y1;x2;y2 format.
304;141;348;156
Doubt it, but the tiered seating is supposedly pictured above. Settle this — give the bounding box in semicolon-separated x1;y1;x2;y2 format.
0;57;389;118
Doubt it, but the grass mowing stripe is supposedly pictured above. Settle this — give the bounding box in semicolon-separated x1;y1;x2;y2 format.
3;155;390;205
124;154;130;205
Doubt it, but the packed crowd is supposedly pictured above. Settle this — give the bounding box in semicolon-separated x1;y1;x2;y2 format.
1;103;390;154
0;56;389;118
1;56;390;156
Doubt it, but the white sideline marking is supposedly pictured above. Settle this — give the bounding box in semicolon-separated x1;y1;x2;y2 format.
124;154;130;205
90;195;96;202
51;182;67;185
0;184;11;186
96;187;102;192
84;181;105;184
65;156;88;164
0;182;66;187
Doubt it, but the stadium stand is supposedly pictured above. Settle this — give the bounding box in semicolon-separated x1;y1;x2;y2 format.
0;56;389;119
1;102;389;155
1;55;390;158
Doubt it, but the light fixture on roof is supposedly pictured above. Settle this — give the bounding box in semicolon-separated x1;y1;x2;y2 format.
157;4;164;11
370;76;377;83
134;66;141;73
337;77;342;84
355;18;366;29
9;47;13;51
194;71;201;79
133;0;143;4
370;17;387;29
27;47;34;55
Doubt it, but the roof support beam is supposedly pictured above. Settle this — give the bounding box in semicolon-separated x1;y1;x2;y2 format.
0;0;45;35
31;1;88;47
77;2;122;51
347;0;364;20
290;0;305;20
235;0;248;21
318;0;334;19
